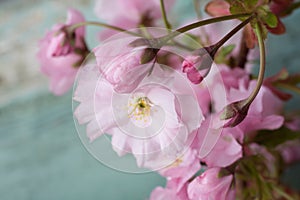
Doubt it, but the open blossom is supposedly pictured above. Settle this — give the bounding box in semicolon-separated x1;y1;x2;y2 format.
187;167;233;200
159;148;201;192
74;64;203;169
37;9;87;95
202;130;242;167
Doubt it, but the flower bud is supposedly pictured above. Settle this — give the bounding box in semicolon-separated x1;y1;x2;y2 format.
220;99;250;127
130;38;162;64
140;48;159;64
182;47;215;85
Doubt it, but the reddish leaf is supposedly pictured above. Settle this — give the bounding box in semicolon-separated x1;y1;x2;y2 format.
264;68;293;101
267;18;286;34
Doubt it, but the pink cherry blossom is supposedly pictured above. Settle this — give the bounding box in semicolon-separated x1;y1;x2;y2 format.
202;131;242;167
210;65;284;132
187;167;233;200
95;0;172;22
230;81;284;132
150;182;189;200
159;148;201;192
277;140;300;165
74;63;203;169
37;9;87;95
286;117;300;131
94;0;175;40
193;65;283;158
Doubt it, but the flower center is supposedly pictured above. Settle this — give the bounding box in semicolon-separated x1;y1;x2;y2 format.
128;96;153;128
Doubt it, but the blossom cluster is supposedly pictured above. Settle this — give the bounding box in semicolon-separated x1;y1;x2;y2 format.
37;0;300;199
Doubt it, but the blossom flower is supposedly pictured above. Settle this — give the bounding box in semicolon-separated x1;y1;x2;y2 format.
187;167;233;200
37;9;87;95
74;64;203;169
94;0;175;40
201;131;242;167
150;182;189;200
159;148;201;192
192;65;283;159
286;117;300;131
277;140;300;165
228;81;284;132
37;1;300;199
209;65;284;131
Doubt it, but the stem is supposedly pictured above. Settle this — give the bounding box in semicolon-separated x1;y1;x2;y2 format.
237;28;250;69
171;13;251;38
158;13;252;46
160;0;172;30
68;21;141;37
213;15;254;54
244;22;266;106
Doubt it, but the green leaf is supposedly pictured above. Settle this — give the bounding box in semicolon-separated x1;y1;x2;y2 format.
257;6;278;28
253;126;300;148
264;12;278;28
244;0;258;10
215;44;236;64
220;44;236;56
226;0;247;14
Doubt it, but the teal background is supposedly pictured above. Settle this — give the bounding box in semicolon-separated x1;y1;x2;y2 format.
0;0;299;200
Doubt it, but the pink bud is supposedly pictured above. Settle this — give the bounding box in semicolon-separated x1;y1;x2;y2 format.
37;9;87;95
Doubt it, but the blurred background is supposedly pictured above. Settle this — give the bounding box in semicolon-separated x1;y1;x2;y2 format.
0;0;299;199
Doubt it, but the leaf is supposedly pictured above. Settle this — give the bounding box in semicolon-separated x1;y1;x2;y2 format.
215;44;236;64
264;12;278;28
269;68;289;82
244;0;258;10
264;68;292;101
274;73;300;95
253;126;300;148
268;18;286;35
257;6;278;28
226;0;247;14
282;74;300;85
220;44;236;56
